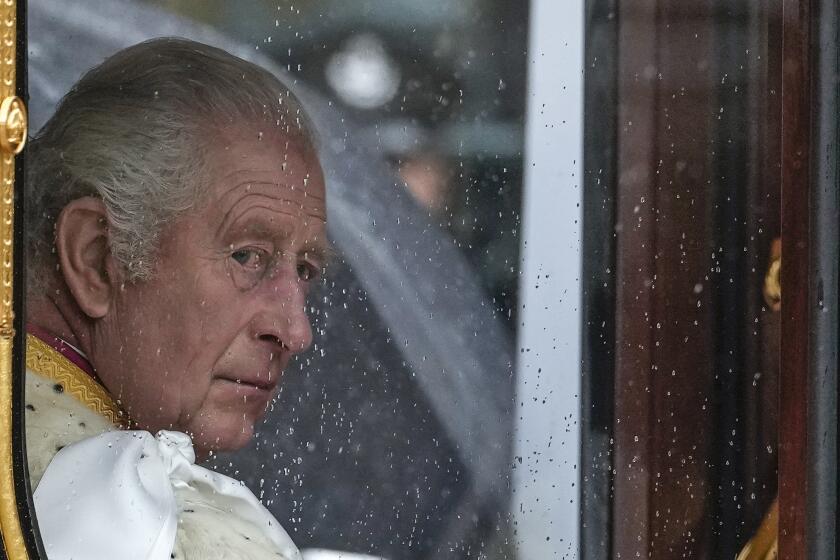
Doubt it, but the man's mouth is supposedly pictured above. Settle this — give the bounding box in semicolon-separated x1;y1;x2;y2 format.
216;373;278;393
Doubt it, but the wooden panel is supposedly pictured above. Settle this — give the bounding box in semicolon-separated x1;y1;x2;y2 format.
612;1;658;556
609;2;788;558
778;0;810;558
613;2;717;558
604;1;792;558
647;4;716;555
735;0;782;541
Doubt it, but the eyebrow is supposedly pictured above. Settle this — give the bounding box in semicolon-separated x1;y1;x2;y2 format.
301;241;337;266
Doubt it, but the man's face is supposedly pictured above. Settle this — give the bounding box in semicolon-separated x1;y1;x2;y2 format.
92;129;327;454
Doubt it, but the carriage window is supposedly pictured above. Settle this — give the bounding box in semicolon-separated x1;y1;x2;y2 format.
26;1;545;558
22;0;783;559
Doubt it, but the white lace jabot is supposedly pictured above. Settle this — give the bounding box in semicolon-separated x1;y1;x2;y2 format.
34;430;301;560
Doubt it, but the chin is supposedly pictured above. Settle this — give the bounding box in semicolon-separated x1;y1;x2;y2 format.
189;417;258;457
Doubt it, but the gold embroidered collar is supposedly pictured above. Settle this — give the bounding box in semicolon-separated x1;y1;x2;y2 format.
26;334;128;428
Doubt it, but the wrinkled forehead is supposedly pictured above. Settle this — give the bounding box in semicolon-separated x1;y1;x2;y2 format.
216;176;327;225
202;130;327;223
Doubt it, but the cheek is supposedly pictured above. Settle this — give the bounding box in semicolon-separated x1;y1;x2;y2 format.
111;289;212;419
117;258;260;424
168;262;243;339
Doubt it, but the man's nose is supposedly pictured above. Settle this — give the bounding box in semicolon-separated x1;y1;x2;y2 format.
252;273;313;354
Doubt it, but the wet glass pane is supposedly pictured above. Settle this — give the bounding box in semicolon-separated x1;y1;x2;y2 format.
25;1;553;559
22;0;786;558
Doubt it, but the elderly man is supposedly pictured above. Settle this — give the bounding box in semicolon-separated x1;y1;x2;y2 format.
23;37;327;560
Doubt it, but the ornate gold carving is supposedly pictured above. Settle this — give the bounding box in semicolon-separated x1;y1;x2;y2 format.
0;1;27;557
0;96;26;155
763;238;781;312
0;338;24;559
26;335;128;428
736;499;778;560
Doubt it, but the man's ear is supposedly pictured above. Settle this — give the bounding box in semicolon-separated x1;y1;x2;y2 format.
54;197;118;319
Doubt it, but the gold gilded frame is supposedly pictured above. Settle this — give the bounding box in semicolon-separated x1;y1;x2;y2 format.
0;0;28;558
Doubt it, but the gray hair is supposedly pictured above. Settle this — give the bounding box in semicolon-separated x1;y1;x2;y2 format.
27;37;316;287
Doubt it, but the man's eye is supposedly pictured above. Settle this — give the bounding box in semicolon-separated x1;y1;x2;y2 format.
297;262;319;281
231;249;266;270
